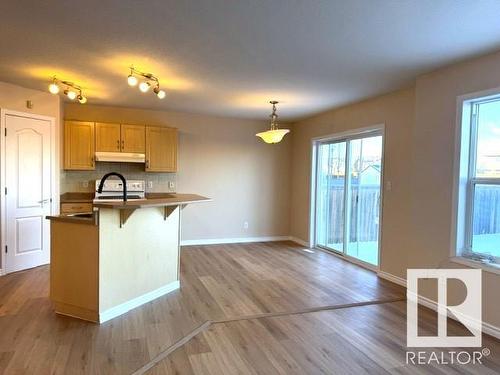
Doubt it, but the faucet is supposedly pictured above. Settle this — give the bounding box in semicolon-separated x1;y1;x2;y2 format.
97;172;127;201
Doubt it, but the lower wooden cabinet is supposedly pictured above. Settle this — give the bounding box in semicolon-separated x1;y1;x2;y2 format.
146;126;178;172
61;203;94;214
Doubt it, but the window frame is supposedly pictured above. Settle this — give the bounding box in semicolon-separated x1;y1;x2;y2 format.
457;95;500;265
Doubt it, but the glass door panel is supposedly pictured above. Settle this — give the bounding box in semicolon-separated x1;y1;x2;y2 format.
315;132;383;267
346;136;383;266
315;141;346;252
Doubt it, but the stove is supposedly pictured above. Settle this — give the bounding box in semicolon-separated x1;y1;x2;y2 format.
94;179;145;202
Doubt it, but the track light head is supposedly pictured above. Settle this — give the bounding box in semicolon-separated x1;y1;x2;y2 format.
139;81;150;93
77;94;87;104
64;89;77;100
127;74;138;86
48;80;60;94
153;86;166;99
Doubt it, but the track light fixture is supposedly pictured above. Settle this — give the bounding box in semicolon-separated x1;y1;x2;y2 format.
48;77;87;104
127;67;166;99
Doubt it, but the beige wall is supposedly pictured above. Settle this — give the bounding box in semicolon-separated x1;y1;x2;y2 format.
410;51;500;328
290;51;500;329
64;103;291;241
290;88;415;278
0;81;61;271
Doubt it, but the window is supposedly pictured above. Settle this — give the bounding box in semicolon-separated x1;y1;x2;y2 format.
457;96;500;265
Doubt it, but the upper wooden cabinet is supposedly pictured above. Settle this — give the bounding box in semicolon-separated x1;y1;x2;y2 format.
64;121;95;170
64;121;177;172
96;123;145;153
96;122;121;152
121;124;145;153
145;126;178;172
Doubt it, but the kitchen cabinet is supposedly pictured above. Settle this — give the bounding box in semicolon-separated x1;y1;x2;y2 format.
64;121;95;170
96;122;121;152
145;126;177;172
96;123;145;153
61;203;94;214
64;121;177;172
121;124;145;153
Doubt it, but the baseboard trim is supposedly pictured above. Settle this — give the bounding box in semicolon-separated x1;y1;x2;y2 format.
181;235;312;247
181;236;290;246
377;270;500;339
99;281;180;323
377;270;407;287
288;236;310;247
483;320;500;339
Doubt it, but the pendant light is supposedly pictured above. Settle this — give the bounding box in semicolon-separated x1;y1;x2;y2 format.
256;101;290;144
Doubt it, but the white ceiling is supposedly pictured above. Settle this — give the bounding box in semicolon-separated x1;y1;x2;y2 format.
2;1;500;120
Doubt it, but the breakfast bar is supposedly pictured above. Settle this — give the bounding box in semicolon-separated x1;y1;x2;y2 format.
47;193;210;323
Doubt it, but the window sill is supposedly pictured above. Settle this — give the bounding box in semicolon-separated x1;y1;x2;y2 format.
450;256;500;275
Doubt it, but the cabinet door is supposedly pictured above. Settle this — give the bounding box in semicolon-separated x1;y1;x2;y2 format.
64;121;95;170
121;124;145;153
145;126;178;172
96;122;121;152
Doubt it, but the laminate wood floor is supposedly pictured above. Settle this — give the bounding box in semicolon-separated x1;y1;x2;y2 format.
0;241;403;374
147;302;500;375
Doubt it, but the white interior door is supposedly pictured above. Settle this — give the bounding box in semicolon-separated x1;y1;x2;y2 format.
5;113;52;273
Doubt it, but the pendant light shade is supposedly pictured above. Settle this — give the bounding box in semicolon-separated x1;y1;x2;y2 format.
256;129;290;144
256;101;290;144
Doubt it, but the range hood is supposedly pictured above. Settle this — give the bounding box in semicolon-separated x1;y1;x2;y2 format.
95;152;146;163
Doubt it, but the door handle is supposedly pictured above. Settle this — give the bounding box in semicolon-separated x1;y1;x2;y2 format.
38;198;50;204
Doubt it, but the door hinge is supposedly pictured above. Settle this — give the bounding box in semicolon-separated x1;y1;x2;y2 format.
4;128;6;136
4;187;6;195
4;245;7;254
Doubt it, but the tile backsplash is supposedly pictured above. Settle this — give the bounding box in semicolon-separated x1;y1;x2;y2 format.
61;162;177;194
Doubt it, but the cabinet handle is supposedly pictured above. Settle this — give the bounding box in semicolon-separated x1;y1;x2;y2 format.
117;139;120;150
91;156;95;167
146;160;150;169
122;140;124;149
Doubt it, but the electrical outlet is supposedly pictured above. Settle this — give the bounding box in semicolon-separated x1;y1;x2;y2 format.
169;181;175;190
81;181;89;188
243;221;249;230
148;181;153;189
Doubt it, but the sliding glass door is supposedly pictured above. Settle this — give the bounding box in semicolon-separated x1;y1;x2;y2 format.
314;131;383;267
316;141;347;251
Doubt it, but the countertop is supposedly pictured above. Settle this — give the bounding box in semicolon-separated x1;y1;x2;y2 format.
46;212;98;225
92;193;210;209
48;193;211;223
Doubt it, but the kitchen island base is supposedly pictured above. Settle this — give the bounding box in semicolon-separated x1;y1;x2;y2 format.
50;205;182;323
